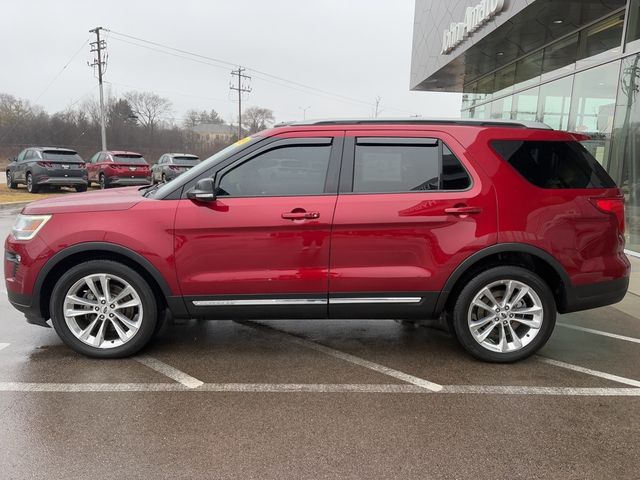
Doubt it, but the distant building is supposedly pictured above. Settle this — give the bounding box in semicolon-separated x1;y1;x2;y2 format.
190;123;242;142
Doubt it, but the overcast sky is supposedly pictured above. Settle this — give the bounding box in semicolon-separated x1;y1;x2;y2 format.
1;0;461;125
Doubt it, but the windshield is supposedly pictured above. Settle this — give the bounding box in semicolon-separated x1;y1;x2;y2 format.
173;157;199;166
42;151;83;162
114;154;147;165
149;136;262;199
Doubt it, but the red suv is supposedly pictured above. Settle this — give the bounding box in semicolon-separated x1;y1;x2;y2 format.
4;120;630;362
86;150;151;189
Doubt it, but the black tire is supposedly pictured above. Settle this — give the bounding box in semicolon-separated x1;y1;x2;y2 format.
49;260;158;358
162;173;167;183
26;172;39;193
6;171;17;189
99;173;107;190
75;184;88;193
451;266;556;363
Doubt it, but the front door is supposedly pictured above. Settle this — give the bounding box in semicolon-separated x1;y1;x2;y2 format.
328;131;498;319
174;134;344;319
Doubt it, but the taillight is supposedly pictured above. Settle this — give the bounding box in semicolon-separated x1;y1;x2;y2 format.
37;161;54;168
590;197;625;233
169;166;181;171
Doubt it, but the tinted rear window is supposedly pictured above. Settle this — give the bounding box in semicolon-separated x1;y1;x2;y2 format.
173;157;199;166
114;154;147;165
42;151;83;162
491;140;615;189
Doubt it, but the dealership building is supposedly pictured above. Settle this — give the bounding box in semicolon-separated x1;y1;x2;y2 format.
411;0;640;255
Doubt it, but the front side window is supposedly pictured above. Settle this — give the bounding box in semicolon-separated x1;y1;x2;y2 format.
218;144;332;197
352;140;470;193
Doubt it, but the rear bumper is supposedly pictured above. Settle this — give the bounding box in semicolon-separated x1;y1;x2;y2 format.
561;276;629;313
109;177;151;186
37;177;87;186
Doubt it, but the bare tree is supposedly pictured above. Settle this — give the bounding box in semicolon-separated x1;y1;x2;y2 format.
124;91;172;134
243;106;275;134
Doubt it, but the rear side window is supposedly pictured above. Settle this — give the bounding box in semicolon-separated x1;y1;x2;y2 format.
352;139;471;193
491;140;615;189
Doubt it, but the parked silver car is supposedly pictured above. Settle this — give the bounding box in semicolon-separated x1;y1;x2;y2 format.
151;153;200;183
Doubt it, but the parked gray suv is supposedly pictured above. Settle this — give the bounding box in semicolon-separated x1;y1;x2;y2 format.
6;147;88;193
151;153;200;183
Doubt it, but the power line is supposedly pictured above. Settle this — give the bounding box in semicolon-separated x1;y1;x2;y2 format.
104;29;418;115
34;38;90;104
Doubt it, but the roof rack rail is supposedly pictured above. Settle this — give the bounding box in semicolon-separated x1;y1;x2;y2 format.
274;118;552;130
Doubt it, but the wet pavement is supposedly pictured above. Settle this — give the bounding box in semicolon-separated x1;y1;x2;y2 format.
0;207;638;479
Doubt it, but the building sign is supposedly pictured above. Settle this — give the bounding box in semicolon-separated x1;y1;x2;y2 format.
441;0;504;54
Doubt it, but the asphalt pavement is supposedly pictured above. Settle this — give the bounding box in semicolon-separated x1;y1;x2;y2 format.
0;206;639;479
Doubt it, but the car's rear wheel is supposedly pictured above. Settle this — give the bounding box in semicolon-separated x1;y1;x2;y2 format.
99;173;107;189
26;172;39;193
451;266;556;363
75;184;88;193
50;260;158;358
162;173;167;183
6;171;17;189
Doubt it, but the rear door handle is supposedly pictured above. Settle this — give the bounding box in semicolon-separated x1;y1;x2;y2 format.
444;206;483;215
281;211;320;220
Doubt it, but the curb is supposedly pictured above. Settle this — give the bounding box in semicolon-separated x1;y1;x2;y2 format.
0;201;30;211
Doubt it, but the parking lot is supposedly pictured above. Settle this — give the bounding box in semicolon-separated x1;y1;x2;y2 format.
0;206;638;479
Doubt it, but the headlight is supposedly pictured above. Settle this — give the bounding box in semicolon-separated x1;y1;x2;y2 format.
12;214;51;241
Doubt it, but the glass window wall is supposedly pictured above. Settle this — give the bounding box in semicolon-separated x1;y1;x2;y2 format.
541;33;578;82
610;53;640;252
627;0;640;50
568;61;620;164
512;87;539;121
577;12;624;68
490;96;513;120
537;76;573;130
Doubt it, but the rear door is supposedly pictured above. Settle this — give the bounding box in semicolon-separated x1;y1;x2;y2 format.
174;133;344;319
328;131;498;319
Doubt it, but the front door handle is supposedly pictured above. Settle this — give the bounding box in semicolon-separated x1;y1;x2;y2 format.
444;206;483;215
281;211;320;220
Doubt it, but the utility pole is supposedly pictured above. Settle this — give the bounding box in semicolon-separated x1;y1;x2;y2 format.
298;106;311;120
89;27;107;151
229;67;252;139
374;96;382;118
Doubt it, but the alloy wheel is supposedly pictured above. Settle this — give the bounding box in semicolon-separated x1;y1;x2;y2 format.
27;174;33;192
63;273;144;349
467;279;543;353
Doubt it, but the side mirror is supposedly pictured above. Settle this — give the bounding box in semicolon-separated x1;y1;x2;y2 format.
187;177;216;202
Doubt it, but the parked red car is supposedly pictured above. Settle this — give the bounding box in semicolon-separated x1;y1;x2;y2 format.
5;119;630;361
86;150;151;189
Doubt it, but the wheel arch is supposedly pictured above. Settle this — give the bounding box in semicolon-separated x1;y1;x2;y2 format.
436;243;572;316
35;242;183;320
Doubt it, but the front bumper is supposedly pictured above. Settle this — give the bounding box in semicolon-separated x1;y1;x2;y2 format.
6;290;48;327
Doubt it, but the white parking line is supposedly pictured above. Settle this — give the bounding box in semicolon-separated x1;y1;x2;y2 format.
538;357;640;388
440;385;640;396
0;382;638;395
0;343;9;352
242;321;443;392
134;355;204;389
557;323;640;344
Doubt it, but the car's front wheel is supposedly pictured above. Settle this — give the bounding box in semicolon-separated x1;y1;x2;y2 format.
50;260;158;358
99;173;107;190
451;266;556;363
